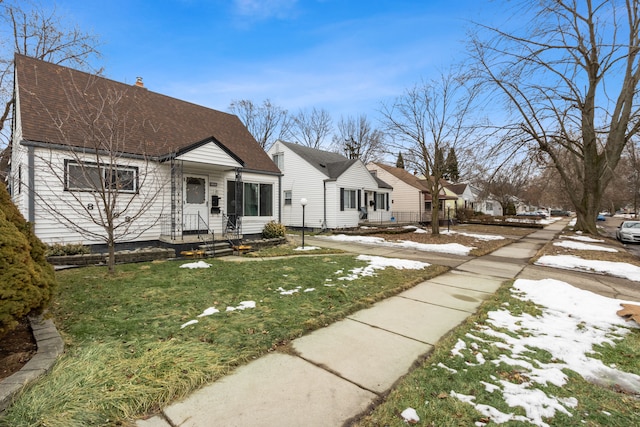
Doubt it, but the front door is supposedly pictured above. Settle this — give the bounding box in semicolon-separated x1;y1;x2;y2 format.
184;175;208;231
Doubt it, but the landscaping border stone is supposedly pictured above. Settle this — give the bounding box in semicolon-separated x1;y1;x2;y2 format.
47;247;176;266
0;315;64;412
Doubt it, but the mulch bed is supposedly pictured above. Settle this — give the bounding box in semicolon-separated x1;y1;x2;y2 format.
0;317;37;381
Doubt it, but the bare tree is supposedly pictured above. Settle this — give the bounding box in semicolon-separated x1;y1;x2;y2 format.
380;71;479;234
0;0;100;153
32;74;166;274
228;99;289;150
481;164;532;216
470;0;640;235
286;107;333;149
330;114;386;164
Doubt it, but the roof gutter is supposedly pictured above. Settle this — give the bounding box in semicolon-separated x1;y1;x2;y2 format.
21;140;162;162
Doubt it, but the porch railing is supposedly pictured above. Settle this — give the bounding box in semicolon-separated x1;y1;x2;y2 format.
159;213;216;256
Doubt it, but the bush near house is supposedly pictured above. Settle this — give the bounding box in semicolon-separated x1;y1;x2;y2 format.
45;242;91;257
0;183;56;338
262;220;286;239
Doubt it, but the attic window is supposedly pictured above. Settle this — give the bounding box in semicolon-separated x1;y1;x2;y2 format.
272;153;284;170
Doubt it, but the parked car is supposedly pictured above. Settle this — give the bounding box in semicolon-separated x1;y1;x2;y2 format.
617;220;640;243
597;213;606;221
550;209;571;216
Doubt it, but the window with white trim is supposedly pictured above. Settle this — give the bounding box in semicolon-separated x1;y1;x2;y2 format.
272;153;284;170
65;160;138;193
284;190;292;205
343;189;357;209
376;193;386;209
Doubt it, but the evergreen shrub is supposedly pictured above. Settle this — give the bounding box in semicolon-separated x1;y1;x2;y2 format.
0;184;56;338
262;220;286;239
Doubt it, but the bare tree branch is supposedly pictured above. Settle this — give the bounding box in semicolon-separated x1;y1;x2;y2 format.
469;0;640;234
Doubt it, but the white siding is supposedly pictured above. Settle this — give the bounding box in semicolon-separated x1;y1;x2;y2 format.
176;142;243;168
29;147;169;245
268;143;393;229
268;142;328;229
333;162;381;228
10;88;27;214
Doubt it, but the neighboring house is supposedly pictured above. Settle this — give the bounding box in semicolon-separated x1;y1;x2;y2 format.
445;183;504;216
10;54;281;247
366;162;457;222
268;141;392;229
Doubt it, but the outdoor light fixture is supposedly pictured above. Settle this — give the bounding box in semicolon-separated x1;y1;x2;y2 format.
300;198;308;248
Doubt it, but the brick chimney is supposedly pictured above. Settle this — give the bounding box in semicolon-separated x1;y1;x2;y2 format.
135;77;144;88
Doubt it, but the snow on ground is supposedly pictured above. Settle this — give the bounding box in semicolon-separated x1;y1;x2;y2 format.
535;255;640;281
318;234;475;255
179;261;211;269
553;240;618;252
403;225;428;234
335;255;430;281
446;278;640;427
562;235;605;243
442;230;506;241
180;301;256;328
294;246;320;251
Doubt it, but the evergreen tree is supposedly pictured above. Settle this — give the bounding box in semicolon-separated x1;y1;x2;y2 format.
0;183;56;338
444;147;460;181
434;147;446;176
396;152;405;169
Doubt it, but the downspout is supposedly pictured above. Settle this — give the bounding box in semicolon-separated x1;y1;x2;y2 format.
323;181;327;229
278;174;282;223
28;145;35;224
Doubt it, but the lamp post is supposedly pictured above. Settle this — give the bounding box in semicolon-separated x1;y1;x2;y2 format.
300;198;308;248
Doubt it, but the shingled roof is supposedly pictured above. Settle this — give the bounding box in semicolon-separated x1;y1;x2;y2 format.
14;54;280;174
279;141;357;179
369;162;431;192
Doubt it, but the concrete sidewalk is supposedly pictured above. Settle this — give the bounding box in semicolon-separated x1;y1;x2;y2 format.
137;220;570;427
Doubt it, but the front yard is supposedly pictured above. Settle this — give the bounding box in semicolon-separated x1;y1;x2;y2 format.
1;254;445;426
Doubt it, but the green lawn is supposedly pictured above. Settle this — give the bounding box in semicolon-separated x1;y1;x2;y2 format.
1;255;446;427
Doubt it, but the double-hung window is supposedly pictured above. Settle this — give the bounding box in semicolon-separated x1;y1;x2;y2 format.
343;189;357;209
65;160;138;193
284;190;292;205
272;153;284;171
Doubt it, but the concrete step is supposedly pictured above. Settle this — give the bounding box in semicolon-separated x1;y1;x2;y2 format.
199;241;233;251
204;248;234;258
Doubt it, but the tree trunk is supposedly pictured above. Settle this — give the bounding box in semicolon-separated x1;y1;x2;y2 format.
431;194;440;235
107;235;116;275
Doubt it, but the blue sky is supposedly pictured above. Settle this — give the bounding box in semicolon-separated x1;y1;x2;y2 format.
55;0;502;122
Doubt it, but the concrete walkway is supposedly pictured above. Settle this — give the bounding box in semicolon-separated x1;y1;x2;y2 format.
137;220;571;427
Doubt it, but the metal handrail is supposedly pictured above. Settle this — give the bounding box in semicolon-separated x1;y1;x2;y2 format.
196;212;215;257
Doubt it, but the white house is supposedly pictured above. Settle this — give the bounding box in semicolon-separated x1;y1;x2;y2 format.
10;54;281;248
445;183;504;216
268;141;392;229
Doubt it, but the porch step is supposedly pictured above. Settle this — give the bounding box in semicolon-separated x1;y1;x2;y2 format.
199;241;235;258
204;247;234;258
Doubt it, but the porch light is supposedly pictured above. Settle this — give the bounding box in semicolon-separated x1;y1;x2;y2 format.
300;198;308;248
